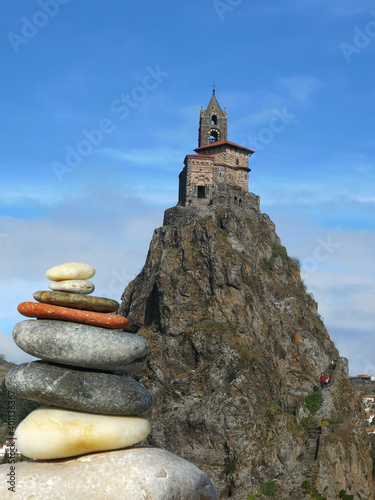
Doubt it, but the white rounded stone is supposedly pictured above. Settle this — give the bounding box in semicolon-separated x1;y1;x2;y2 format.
0;447;218;499
15;406;151;459
48;280;95;294
46;262;95;281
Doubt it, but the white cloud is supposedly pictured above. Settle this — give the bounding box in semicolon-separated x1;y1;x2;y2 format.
0;187;64;208
0;183;167;342
335;333;375;376
102;147;183;169
273;222;375;375
306;271;375;332
277;77;323;103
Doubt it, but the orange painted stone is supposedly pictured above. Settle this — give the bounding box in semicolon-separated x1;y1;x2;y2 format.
17;302;129;329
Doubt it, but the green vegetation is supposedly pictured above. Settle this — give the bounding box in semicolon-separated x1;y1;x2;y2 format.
259;481;276;496
261;243;300;273
246;481;278;498
198;320;228;332
1;450;9;464
267;402;281;411
246;217;256;230
301;479;355;499
224;458;237;475
216;226;228;239
236;344;262;371
301;481;327;499
369;435;375;478
301;480;312;494
0;380;42;430
349;378;375;396
286;415;305;436
338;490;354;500
304;389;323;416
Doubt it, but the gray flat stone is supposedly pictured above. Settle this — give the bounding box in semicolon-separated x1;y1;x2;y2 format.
0;447;218;500
13;320;148;374
5;361;152;415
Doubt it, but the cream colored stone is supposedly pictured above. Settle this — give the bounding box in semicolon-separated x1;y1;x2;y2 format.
48;280;95;294
15;406;151;459
0;447;218;499
46;262;95;281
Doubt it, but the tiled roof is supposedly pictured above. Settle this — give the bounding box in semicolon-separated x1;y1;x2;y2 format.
0;441;15;447
195;140;255;154
184;154;215;160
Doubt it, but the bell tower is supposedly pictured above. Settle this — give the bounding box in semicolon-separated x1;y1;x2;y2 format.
177;91;255;208
198;89;227;147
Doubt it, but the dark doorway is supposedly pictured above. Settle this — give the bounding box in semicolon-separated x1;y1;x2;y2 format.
197;185;206;198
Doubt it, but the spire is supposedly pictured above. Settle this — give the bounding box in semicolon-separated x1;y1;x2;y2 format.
198;91;227;147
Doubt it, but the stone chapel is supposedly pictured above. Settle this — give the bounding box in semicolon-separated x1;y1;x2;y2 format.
178;91;255;207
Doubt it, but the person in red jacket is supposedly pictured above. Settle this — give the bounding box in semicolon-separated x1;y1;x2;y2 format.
320;374;325;388
325;374;331;385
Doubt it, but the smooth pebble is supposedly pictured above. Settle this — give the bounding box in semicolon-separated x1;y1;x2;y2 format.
13;320;147;373
46;262;95;281
33;290;119;312
17;303;129;329
49;279;95;294
6;361;153;415
14;406;151;459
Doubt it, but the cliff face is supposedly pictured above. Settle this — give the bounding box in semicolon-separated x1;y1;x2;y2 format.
119;193;373;499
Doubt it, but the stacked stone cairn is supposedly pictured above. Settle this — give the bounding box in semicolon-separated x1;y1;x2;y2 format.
5;262;152;460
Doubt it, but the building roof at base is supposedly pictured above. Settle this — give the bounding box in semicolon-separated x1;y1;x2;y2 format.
184;154;215;160
194;140;255;154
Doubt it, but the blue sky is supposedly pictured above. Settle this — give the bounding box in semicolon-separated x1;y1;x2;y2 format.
1;0;374;375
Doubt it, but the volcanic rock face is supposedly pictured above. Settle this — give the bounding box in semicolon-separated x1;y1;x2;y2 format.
119;195;373;499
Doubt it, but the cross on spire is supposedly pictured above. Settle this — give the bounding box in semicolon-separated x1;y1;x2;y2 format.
212;83;217;94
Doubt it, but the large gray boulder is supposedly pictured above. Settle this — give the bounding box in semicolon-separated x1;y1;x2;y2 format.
0;447;217;499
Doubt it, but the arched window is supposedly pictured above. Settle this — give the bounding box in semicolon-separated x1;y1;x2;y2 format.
236;159;239;166
211;115;217;125
209;131;218;143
